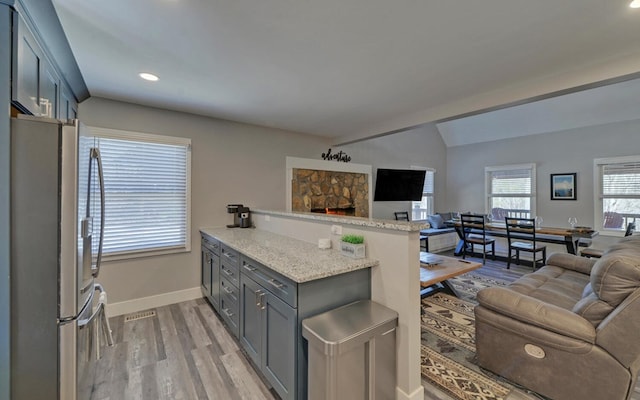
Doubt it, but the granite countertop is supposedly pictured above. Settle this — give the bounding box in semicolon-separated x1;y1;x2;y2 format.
253;209;429;232
200;227;379;283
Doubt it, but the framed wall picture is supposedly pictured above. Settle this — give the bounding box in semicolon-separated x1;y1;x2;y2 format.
550;173;577;200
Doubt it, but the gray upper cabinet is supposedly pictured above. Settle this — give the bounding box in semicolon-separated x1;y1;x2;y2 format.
12;10;78;120
12;11;41;115
60;86;78;121
39;57;59;118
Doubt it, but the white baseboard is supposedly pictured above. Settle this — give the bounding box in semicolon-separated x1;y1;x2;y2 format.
397;385;424;400
106;287;202;317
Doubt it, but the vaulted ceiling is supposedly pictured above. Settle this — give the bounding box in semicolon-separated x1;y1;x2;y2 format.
52;0;640;144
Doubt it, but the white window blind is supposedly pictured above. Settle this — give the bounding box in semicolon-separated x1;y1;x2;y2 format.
485;164;536;219
595;156;640;233
411;168;435;220
91;127;191;258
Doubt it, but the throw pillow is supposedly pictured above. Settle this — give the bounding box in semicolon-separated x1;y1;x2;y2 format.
428;214;444;229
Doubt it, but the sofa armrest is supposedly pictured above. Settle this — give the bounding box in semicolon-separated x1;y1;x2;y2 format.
545;252;596;275
477;287;596;343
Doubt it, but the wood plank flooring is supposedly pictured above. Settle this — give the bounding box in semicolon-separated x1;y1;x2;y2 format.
91;297;278;400
94;252;639;400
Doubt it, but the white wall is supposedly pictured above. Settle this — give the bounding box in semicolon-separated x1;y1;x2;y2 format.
79;97;330;306
252;212;424;400
446;118;640;248
335;123;448;220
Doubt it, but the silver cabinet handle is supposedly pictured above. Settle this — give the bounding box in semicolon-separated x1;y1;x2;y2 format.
268;279;284;289
222;308;234;318
254;289;262;307
222;268;234;276
243;264;257;272
258;292;266;310
223;285;233;294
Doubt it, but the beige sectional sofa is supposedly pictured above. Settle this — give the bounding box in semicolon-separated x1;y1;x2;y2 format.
475;235;640;400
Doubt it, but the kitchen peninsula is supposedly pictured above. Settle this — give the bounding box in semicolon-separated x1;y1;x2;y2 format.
248;209;427;400
200;226;377;400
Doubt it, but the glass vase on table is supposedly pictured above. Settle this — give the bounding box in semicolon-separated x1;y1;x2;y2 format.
535;216;543;229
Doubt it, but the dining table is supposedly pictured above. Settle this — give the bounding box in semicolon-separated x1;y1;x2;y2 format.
448;220;598;255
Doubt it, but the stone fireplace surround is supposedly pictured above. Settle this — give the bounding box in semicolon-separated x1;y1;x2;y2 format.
286;157;373;219
292;169;369;217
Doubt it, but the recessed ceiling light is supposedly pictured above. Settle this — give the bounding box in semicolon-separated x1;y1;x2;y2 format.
139;72;159;81
631;0;640;8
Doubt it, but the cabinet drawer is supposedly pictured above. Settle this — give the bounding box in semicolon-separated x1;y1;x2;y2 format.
220;276;238;302
220;260;239;288
202;235;220;255
241;256;297;308
220;291;239;337
221;244;239;266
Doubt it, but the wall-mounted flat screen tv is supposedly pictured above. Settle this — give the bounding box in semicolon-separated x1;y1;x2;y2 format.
373;168;426;201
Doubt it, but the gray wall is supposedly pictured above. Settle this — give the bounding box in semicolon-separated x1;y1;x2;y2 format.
446;118;640;234
80;97;330;304
1;5;11;400
335;123;448;220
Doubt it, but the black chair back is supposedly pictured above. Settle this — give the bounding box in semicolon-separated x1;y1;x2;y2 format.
505;217;536;242
460;214;486;238
394;211;409;221
625;222;636;237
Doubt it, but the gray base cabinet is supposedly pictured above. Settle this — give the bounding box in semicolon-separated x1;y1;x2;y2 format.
239;254;370;400
240;273;296;399
201;235;220;312
200;232;371;400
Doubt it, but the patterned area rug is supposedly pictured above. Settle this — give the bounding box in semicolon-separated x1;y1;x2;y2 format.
421;272;513;400
447;272;511;304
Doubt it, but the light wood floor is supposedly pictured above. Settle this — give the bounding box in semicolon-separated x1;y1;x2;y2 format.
91;297;279;400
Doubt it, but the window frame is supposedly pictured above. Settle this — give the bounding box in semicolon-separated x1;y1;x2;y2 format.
485;163;536;219
410;166;435;221
594;155;640;237
89;126;192;261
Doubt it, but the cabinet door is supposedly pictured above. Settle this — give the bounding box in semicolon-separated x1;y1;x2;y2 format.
239;275;263;368
61;86;78;121
40;57;58;118
12;12;42;115
262;292;296;400
210;253;220;312
201;248;212;298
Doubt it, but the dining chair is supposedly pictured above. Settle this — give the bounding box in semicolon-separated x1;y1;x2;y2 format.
394;211;409;221
581;222;636;258
460;214;495;264
505;217;547;270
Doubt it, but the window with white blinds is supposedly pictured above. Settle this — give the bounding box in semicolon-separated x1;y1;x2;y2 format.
91;127;191;258
411;168;435;220
595;156;640;234
485;164;536;219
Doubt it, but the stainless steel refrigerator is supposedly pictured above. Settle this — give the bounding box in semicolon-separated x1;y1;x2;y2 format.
10;115;111;399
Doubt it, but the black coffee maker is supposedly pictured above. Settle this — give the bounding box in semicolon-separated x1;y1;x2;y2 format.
227;204;252;228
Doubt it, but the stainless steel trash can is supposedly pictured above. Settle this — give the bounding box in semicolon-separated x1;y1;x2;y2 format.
302;300;398;400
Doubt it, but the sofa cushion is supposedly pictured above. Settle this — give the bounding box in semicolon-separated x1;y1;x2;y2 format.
572;283;614;326
590;250;640;308
428;214;445;229
508;265;590;311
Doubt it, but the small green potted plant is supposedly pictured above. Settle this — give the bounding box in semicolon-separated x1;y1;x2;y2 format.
340;234;366;259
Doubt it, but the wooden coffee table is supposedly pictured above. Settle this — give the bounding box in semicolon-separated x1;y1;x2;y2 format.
420;252;482;297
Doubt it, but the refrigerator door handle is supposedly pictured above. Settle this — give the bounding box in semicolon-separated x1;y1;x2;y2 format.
90;147;105;278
